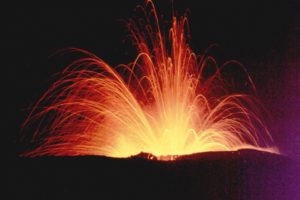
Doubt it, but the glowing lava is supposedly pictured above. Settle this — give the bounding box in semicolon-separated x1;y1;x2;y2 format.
23;1;278;159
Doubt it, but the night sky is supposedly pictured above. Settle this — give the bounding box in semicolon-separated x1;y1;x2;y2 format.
7;0;299;159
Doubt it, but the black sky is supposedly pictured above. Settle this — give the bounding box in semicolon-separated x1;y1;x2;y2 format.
6;0;300;160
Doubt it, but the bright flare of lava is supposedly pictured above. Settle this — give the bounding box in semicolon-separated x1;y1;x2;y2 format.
24;1;278;159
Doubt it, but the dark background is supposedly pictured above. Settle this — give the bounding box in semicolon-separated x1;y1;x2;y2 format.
6;0;300;199
7;0;299;160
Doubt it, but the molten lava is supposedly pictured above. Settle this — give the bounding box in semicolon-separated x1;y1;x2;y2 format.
24;0;278;160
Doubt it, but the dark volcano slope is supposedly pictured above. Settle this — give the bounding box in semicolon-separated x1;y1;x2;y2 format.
8;149;299;200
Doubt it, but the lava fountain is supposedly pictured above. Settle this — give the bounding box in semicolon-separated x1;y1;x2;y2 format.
23;0;278;160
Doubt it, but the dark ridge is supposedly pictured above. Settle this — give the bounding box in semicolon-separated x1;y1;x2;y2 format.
9;149;299;199
131;149;286;162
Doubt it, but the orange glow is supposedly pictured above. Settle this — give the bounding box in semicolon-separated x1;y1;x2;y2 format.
24;1;278;159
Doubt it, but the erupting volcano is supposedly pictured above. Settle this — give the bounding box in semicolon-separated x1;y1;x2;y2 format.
23;0;278;160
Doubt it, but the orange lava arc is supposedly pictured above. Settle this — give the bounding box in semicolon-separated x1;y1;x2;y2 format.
23;1;278;160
